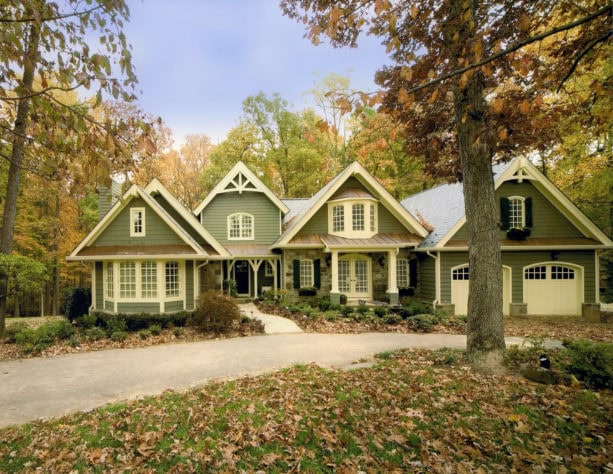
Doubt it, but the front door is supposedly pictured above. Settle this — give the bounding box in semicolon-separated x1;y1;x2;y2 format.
338;254;371;300
234;260;250;295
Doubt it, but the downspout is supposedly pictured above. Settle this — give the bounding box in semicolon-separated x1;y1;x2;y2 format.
426;251;440;311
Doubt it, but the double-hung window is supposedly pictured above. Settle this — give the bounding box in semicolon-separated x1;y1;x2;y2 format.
509;196;525;228
165;261;180;297
119;262;136;298
300;259;314;288
130;208;146;236
397;258;409;288
141;261;158;298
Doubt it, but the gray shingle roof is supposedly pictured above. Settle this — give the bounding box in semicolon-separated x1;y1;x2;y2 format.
401;160;515;247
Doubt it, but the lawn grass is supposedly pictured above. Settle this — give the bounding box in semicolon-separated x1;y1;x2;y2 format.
1;349;610;473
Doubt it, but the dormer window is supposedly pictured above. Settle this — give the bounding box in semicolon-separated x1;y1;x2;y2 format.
130;208;145;237
228;212;254;240
328;198;378;239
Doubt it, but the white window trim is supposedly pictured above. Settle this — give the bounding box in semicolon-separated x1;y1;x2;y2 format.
328;198;377;239
508;196;526;228
265;261;274;277
397;258;410;288
300;259;314;288
130;207;146;237
103;260;185;303
227;212;255;241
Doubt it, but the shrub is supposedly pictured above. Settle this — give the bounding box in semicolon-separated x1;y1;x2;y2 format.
139;329;151;340
324;310;340;321
340;305;353;318
407;314;438;332
329;303;342;312
383;313;402;325
50;319;75;340
564;340;612;389
4;321;29;343
14;327;38;346
91;312;192;332
318;299;331;312
301;304;313;317
172;327;184;338
192;290;240;333
504;337;546;368
356;304;370;315
84;327;106;341
373;306;388;318
149;324;162;336
401;301;433;319
105;317;127;335
76;314;97;329
110;331;128;342
64;287;92;322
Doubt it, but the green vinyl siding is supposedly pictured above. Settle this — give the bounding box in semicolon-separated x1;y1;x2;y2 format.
378;205;409;233
104;300;114;312
95;262;103;310
299;206;328;234
200;192;280;244
186;260;194;310
94;198;184;247
153;195;206;245
118;302;161;313
439;253;469;304
437;250;596;304
165;301;183;312
417;253;436;300
452;181;583;241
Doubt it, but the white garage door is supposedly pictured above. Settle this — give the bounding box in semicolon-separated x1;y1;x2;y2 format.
451;265;510;316
523;264;582;315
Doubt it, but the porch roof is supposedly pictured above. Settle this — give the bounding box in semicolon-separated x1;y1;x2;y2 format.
444;237;603;249
224;244;278;258
73;244;198;258
285;233;421;249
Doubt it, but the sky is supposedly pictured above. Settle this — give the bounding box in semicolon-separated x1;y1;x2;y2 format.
123;0;390;146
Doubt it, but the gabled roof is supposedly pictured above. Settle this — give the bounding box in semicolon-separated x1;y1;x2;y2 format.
401;157;613;249
145;178;229;257
194;161;290;216
275;161;429;247
68;184;215;260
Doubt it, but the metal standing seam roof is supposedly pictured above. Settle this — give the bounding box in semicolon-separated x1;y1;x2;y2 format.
400;160;515;248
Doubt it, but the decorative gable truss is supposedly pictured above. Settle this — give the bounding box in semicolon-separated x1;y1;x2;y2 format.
194;161;289;216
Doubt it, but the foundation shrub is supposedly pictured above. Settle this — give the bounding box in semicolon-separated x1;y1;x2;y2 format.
193;290;240;333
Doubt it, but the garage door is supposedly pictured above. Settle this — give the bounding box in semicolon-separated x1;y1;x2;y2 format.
451;265;510;316
523;264;582;315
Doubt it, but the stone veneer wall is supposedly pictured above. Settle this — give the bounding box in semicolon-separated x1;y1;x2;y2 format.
283;249;330;301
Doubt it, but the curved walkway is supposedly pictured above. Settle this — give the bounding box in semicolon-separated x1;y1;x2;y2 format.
239;302;303;334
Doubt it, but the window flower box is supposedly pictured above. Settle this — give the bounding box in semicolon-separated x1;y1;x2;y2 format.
298;287;317;297
506;227;531;240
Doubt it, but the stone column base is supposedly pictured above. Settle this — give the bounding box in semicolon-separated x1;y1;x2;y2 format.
387;292;399;305
582;303;601;322
510;303;528;317
330;292;341;305
436;303;455;316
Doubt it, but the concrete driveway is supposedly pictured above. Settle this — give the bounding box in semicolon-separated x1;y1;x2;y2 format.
0;332;556;428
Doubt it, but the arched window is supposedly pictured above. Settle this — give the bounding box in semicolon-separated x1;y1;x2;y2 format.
228;213;254;240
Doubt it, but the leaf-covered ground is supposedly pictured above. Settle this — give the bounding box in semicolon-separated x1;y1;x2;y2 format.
1;349;611;473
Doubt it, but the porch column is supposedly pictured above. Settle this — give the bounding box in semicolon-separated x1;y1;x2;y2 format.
273;259;278;297
249;260;263;298
330;250;340;304
387;249;399;305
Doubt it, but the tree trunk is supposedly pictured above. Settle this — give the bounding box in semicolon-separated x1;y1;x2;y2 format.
0;20;41;337
448;0;505;363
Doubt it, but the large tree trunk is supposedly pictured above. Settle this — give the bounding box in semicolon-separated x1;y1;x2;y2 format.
448;0;506;363
0;21;41;336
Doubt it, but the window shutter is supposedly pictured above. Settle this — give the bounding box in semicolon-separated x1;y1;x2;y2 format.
409;259;418;288
292;260;301;289
500;197;510;230
525;197;533;228
313;259;321;289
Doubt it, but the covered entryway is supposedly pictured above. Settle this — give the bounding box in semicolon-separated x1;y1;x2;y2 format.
523;263;582;315
338;254;372;301
451;265;511;316
233;260;250;295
